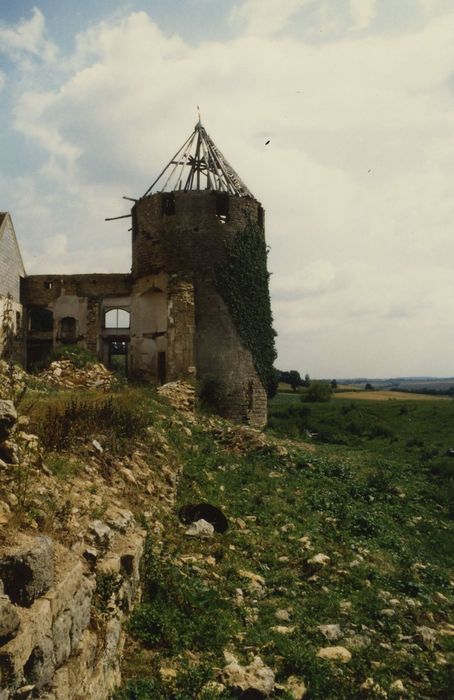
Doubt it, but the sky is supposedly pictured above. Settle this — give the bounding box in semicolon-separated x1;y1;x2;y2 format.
1;0;454;379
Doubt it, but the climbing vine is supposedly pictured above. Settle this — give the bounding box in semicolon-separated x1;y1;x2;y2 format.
216;223;277;395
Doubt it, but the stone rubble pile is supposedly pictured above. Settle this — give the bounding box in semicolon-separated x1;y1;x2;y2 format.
0;360;28;398
157;381;195;413
39;360;114;390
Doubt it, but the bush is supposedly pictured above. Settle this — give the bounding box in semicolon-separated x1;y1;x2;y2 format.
198;376;226;413
302;381;333;403
49;345;99;368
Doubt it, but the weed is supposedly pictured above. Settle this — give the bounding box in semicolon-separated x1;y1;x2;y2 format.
34;395;150;453
95;572;123;613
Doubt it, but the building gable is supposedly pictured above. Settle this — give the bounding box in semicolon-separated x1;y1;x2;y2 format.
0;213;26;302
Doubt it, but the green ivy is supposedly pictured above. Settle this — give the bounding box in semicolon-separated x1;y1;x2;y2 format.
216;223;277;394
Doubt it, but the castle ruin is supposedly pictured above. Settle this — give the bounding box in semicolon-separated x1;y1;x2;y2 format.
0;120;274;426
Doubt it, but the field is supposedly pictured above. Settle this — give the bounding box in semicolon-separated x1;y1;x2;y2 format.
335;390;450;401
116;391;454;699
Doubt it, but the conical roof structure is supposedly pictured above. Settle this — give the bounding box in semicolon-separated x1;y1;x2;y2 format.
143;119;253;198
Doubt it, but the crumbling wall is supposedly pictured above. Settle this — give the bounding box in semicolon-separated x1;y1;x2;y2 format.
0;530;145;700
132;191;268;426
21;275;132;367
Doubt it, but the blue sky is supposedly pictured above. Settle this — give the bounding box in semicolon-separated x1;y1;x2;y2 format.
1;0;454;377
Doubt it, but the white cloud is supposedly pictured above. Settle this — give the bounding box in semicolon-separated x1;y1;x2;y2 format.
0;7;57;62
4;8;454;376
230;0;310;36
349;0;376;31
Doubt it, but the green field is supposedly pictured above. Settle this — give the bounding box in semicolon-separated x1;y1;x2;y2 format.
269;392;454;458
117;393;454;699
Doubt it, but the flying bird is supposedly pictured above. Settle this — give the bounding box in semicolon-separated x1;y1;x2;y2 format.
265;140;270;145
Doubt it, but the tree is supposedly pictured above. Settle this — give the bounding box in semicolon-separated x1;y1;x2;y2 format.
331;379;338;390
303;373;311;387
267;368;279;399
288;370;303;392
365;383;374;391
302;381;332;403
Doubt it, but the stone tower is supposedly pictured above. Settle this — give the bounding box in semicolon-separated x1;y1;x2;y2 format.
129;119;272;426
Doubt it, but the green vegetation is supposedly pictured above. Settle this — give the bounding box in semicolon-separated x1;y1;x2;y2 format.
216;223;276;395
198;375;227;413
118;396;454;698
49;344;99;368
31;391;152;453
302;380;333;403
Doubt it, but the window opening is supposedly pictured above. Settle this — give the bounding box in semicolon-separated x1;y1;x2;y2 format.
158;351;166;385
59;316;77;344
104;308;130;329
216;193;229;224
44;281;53;290
108;340;128;377
161;193;176;216
257;205;264;228
29;309;53;332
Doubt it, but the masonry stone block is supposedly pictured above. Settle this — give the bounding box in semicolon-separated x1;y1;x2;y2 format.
0;402;17;443
0;537;53;607
0;594;20;646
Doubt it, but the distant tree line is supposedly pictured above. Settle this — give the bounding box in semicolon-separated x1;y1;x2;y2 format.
272;369;337;402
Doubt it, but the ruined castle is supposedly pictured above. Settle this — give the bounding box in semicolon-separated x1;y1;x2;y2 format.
0;120;273;426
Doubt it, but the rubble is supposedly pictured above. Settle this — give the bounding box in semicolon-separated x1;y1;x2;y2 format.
222;653;275;696
0;399;17;442
184;519;215;538
157;381;195;413
0;360;28;398
39;360;114;390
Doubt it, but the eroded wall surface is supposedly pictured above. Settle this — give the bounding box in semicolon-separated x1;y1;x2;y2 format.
132;191;267;426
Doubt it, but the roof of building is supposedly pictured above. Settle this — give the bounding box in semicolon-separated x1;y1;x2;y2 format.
143;118;253;198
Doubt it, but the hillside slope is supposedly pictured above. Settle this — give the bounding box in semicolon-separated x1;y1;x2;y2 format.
0;367;453;699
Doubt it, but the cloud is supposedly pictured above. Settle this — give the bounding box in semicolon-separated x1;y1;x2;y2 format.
4;8;454;376
349;0;376;31
230;0;310;36
0;7;57;62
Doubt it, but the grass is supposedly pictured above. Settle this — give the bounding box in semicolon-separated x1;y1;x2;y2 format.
25;387;155;455
118;396;454;699
335;390;450;401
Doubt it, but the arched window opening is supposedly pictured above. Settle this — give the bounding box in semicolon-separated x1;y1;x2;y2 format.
105;308;130;329
60;316;77;344
29;308;53;332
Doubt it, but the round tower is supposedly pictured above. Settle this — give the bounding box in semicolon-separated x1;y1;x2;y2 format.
130;120;273;427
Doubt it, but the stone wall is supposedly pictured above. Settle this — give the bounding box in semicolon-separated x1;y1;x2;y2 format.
132;191;268;426
21;275;132;368
0;526;145;699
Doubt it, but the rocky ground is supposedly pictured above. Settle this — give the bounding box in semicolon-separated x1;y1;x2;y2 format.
0;362;453;699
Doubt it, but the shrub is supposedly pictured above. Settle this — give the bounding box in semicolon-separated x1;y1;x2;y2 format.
198;376;226;413
302;381;333;403
49;344;99;368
